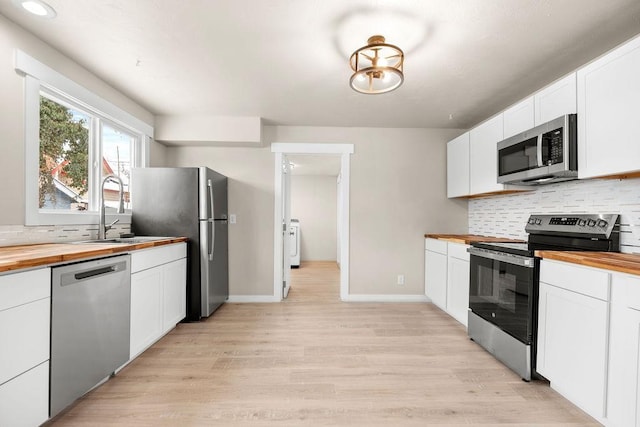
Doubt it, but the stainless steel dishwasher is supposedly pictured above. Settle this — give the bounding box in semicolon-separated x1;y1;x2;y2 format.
50;254;131;417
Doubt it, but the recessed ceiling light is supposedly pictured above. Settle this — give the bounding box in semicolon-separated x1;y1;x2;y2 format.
12;0;57;19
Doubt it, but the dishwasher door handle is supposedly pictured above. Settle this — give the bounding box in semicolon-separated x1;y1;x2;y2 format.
74;265;116;281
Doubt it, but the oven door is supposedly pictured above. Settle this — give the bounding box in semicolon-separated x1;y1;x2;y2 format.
468;247;538;344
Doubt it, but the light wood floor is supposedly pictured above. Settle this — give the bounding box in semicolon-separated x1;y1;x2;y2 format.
48;261;598;426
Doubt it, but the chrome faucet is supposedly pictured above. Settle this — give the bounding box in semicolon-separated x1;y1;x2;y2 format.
98;175;125;240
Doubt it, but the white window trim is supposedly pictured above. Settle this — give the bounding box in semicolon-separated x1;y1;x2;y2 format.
16;50;152;226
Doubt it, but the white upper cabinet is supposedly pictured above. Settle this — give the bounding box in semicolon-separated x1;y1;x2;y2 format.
503;96;535;139
535;73;577;125
469;114;504;195
446;132;470;198
577;35;640;179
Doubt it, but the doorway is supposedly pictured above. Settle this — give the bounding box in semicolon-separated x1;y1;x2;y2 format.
272;143;354;301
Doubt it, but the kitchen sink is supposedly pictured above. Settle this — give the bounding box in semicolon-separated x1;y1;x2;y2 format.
72;236;171;244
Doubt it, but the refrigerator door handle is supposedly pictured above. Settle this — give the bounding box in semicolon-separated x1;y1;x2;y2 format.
208;220;214;261
207;180;215;261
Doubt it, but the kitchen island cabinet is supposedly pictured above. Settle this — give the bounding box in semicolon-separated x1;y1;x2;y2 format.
0;267;50;427
577;34;640;179
130;242;187;359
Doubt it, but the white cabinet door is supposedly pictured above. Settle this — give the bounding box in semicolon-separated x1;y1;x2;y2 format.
425;239;448;311
130;267;164;359
0;298;50;385
469;114;504;195
446;243;470;327
608;273;640;427
162;258;187;334
446;132;470;198
535;73;577;125
130;243;187;359
577;35;640;179
537;281;608;420
0;267;50;427
503;97;534;139
0;361;49;427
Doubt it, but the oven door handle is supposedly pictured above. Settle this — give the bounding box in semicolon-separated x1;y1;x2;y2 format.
467;247;535;268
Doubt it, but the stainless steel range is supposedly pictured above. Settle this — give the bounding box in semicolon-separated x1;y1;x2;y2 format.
467;213;620;381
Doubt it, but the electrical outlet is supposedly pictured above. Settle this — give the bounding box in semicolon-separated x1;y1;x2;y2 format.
397;274;405;285
229;214;236;224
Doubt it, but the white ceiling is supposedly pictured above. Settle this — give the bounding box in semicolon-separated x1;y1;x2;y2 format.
1;0;640;130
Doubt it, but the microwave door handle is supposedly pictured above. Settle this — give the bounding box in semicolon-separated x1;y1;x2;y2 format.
536;134;543;167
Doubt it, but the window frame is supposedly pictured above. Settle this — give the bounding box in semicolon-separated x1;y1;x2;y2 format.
17;50;153;226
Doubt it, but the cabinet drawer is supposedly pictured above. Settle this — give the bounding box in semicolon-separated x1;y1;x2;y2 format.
447;243;470;261
0;298;50;385
540;260;609;301
0;361;49;427
425;238;448;255
131;243;187;273
0;268;50;311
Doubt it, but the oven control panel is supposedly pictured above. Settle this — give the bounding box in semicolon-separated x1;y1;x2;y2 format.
525;213;619;238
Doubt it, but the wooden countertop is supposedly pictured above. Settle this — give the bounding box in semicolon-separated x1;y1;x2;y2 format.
536;250;640;276
0;237;188;274
424;234;525;245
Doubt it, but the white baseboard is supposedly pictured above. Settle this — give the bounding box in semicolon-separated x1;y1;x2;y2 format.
227;295;281;303
342;294;430;303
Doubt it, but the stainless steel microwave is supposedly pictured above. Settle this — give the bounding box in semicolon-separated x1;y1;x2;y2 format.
497;114;577;185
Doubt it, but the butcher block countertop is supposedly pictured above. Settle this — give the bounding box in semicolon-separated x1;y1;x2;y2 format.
424;234;525;245
0;237;187;274
536;250;640;276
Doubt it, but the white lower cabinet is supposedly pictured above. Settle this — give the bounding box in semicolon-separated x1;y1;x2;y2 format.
130;243;187;359
446;243;470;327
0;361;49;427
537;280;608;421
425;239;470;327
424;238;447;311
536;260;639;425
0;267;50;427
607;273;640;427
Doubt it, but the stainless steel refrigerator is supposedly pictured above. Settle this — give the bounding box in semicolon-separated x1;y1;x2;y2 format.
131;167;228;321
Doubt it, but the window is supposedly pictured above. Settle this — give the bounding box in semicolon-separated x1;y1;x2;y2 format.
17;50;153;225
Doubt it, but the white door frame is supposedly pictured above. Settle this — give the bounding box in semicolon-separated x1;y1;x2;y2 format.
272;143;354;301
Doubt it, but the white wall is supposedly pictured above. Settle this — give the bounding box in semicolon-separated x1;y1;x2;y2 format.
290;175;337;261
164;126;468;297
469;177;640;254
165;145;275;297
272;127;468;296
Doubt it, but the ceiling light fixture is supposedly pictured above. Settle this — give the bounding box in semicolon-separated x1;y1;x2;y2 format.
12;0;57;19
349;35;404;95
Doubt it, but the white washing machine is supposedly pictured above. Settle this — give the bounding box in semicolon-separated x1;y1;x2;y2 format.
290;219;300;268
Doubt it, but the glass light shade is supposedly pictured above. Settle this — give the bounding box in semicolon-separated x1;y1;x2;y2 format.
349;35;404;94
12;0;57;18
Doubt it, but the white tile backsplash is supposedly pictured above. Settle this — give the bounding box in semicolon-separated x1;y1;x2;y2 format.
0;223;131;247
469;177;640;254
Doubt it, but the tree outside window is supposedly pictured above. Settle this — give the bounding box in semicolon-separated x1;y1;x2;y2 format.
38;94;136;212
